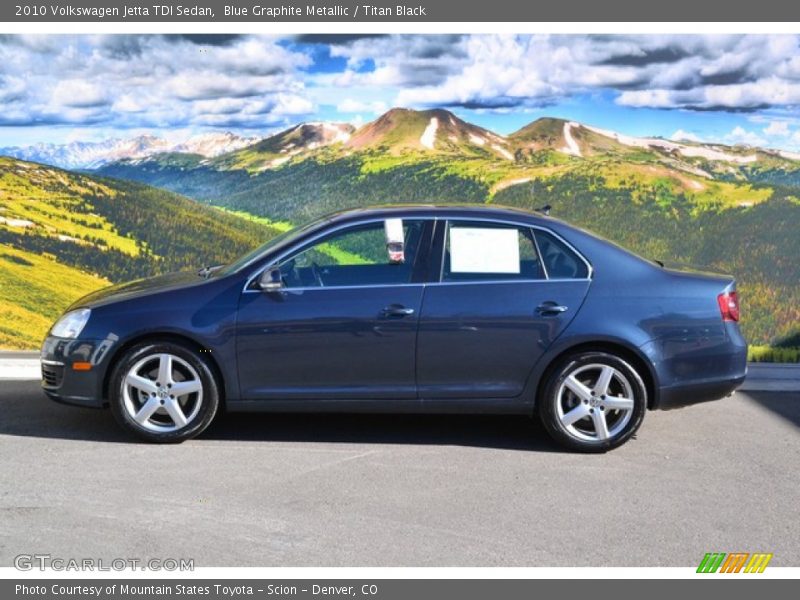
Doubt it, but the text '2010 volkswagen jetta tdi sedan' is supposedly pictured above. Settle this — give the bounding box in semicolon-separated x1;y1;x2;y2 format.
41;205;747;452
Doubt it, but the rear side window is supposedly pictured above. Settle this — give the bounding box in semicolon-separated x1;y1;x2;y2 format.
534;229;589;279
442;221;544;282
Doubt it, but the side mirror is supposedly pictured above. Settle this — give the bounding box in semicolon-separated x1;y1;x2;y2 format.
258;267;284;292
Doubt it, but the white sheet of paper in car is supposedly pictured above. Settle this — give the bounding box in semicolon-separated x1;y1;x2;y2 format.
450;227;520;273
384;218;405;263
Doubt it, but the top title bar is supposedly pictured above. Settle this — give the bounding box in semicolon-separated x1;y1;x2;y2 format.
4;0;800;22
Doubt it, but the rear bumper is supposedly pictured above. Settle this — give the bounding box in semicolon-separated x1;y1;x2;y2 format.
641;321;748;410
655;373;746;410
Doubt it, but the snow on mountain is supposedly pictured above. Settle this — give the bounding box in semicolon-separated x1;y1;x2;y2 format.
560;122;582;157
0;132;260;170
172;132;260;157
582;124;760;164
420;117;439;149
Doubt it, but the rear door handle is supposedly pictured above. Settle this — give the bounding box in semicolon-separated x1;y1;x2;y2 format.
536;302;569;315
381;305;415;317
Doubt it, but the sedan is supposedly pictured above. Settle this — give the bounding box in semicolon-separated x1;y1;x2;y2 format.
41;205;747;451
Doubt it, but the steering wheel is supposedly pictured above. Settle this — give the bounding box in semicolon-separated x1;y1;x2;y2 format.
311;262;325;287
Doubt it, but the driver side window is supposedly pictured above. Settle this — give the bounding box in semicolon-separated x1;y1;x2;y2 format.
278;220;426;288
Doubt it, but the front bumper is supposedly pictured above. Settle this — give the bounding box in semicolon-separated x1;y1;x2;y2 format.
40;336;115;408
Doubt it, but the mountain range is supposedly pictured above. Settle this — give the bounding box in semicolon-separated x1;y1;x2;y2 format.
1;107;799;351
0;131;259;170
91;108;800;349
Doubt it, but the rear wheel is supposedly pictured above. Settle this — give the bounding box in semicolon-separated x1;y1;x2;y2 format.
539;351;647;452
109;341;219;443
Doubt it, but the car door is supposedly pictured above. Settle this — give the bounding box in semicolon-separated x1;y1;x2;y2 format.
236;218;432;401
416;219;591;399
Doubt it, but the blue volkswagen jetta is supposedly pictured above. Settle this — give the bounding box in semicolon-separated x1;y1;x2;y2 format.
41;205;747;451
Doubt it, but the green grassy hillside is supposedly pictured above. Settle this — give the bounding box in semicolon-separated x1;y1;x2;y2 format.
0;245;109;349
88;109;800;353
0;157;282;348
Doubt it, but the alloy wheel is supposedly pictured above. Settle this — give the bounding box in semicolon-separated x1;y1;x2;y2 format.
121;353;204;432
556;363;635;442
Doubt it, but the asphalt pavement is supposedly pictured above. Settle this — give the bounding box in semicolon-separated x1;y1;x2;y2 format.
0;380;797;567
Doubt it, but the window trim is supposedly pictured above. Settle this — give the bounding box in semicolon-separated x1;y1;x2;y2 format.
243;214;593;293
243;216;437;293
437;217;592;284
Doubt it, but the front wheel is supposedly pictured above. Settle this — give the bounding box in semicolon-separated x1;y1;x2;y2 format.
539;351;647;452
109;342;219;443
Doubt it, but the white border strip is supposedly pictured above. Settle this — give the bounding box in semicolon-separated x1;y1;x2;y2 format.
2;567;799;579
0;22;799;34
0;359;39;380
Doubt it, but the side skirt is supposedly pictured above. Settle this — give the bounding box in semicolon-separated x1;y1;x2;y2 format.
226;398;534;415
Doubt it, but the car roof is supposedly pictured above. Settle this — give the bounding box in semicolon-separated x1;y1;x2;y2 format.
320;203;551;225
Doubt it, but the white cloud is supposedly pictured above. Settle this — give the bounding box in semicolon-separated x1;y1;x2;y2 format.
0;34;313;130
670;129;702;143
324;34;800;112
336;99;387;114
348;115;365;128
52;79;110;108
763;120;791;136
725;126;767;147
5;33;800;138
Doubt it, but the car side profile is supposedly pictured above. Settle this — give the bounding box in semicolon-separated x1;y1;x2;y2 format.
41;205;747;451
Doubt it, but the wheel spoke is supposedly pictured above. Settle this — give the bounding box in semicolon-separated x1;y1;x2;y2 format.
594;365;615;396
592;409;610;440
156;354;173;386
125;373;157;395
561;404;590;427
134;396;160;424
603;396;634;411
564;375;593;402
171;379;202;398
164;398;188;428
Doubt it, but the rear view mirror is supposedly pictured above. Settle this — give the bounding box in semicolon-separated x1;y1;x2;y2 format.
384;218;405;264
258;267;284;292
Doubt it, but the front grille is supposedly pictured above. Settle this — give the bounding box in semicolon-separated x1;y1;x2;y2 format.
41;364;63;388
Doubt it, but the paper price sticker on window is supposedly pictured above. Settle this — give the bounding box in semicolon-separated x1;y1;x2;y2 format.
449;227;520;274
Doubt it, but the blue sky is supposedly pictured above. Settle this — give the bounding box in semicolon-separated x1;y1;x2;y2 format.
1;34;800;150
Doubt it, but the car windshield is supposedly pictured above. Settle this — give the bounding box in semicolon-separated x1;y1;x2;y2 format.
217;218;325;276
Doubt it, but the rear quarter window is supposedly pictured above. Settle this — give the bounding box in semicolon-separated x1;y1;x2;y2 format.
534;229;590;279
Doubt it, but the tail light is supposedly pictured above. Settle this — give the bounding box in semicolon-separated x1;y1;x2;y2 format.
717;291;740;322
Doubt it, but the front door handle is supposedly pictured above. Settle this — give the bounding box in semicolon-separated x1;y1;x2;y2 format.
381;305;415;317
536;302;569;315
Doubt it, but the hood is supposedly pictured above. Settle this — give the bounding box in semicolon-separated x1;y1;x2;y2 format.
67;270;208;310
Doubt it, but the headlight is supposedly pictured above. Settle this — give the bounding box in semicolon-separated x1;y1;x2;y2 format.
50;308;91;339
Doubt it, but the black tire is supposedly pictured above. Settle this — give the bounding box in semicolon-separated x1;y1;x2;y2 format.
538;351;647;453
109;341;220;443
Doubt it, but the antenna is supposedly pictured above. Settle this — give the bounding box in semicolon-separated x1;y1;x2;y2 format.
530;180;551;215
